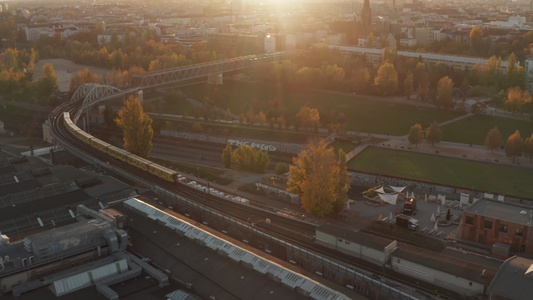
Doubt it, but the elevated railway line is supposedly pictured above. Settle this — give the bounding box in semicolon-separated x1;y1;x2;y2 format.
47;52;475;300
51;98;456;300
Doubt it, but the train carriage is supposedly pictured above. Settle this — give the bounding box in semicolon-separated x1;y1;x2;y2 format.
147;163;177;182
125;153;151;172
89;136;112;153
62;112;180;183
107;145;130;163
64;112;93;144
73;127;93;145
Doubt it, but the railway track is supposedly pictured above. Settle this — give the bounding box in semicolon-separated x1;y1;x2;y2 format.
50;102;461;300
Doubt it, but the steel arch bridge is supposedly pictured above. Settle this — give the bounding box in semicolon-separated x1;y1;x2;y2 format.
129;50;305;88
68;50;306;121
69;83;132;123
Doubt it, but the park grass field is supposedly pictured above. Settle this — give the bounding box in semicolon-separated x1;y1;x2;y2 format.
178;81;463;136
441;114;533;146
348;147;533;199
331;142;357;156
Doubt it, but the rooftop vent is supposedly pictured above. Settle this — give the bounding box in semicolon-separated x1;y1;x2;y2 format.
76;177;102;189
8;156;29;165
30;167;52;178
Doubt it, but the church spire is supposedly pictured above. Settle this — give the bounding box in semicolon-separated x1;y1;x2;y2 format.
361;0;372;34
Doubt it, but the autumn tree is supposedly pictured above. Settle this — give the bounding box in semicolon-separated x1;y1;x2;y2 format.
258;111;267;125
505;87;532;113
254;150;271;173
69;68;101;96
33;63;59;102
287;139;350;217
333;149;349;213
480;56;502;87
320;62;345;89
367;32;374;48
296;106;320;132
382;47;391;63
469;27;484;56
0;48;37;97
504;52;526;89
275;162;289;175
505;130;523;163
507;66;526;90
233;145;255;170
374;62;398;96
524;134;533;160
436;76;454;109
417;78;430;102
222;143;232;168
485;127;503;153
507;52;516;75
425;121;443;146
403;74;414;100
232;145;270;173
408;123;424;148
415;63;430;101
114;96;154;158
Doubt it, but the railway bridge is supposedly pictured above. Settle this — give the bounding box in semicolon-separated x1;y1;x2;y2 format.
68;50;305;123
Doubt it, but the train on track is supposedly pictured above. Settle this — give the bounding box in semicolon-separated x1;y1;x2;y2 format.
64;111;502;299
64;112;180;183
63;111;252;204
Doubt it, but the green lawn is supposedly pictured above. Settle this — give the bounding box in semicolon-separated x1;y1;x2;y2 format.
442;114;533;145
179;81;464;136
348;147;533;199
331;142;357;155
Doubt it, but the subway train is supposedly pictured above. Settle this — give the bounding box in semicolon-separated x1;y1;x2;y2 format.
64;111;500;299
63;112;249;203
64;112;179;182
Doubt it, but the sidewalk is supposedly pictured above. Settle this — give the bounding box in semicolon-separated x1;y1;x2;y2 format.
383;138;533;170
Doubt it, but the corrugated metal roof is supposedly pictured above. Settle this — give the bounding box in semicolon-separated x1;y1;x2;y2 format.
166;289;198;300
124;198;352;300
50;259;128;297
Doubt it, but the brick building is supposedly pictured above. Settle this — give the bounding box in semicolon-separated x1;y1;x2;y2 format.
459;199;533;256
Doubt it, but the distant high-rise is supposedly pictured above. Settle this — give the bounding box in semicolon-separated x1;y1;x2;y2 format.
361;0;372;34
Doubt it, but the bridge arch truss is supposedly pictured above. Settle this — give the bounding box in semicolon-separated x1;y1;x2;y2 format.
129;50;304;88
69;83;133;123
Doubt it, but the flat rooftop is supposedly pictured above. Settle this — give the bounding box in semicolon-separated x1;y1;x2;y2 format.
317;222;395;250
121;200;360;300
488;256;533;300
465;199;533;226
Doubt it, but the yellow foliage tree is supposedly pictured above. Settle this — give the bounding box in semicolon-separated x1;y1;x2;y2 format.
69;68;101;96
505;87;532;113
505;130;523;163
287;139;350;217
484;127;503;153
425;121;443;146
296;106;320;132
408;123;424;148
374;62;398;96
114;96;153;158
403;74;414;100
436;76;454;109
